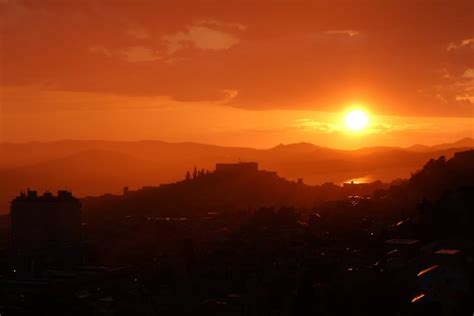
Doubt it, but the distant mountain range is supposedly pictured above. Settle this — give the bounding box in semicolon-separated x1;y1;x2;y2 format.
406;137;474;152
0;138;473;213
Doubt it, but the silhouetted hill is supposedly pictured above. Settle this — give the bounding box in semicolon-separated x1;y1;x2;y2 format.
81;163;386;218
82;150;474;221
370;150;474;228
408;149;474;198
0;139;472;213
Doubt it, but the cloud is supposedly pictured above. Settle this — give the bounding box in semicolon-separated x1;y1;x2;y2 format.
197;19;246;31
368;123;434;134
447;38;474;51
119;46;162;62
455;96;474;103
291;119;340;133
221;89;239;103
463;68;474;78
1;1;474;117
89;46;112;57
291;118;433;135
324;30;360;37
163;25;241;54
0;86;205;112
126;27;150;40
90;45;162;63
90;21;242;63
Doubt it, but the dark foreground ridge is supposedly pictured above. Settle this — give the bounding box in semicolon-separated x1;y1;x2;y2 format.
0;151;473;315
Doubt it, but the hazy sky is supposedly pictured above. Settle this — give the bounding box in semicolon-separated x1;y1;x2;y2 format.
1;0;473;148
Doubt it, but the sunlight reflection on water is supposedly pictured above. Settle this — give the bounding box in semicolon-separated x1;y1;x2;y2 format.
342;176;373;184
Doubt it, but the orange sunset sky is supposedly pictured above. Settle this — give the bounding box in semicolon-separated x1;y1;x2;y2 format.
1;0;473;149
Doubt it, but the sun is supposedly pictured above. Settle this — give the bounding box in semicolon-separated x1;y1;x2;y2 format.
344;109;369;131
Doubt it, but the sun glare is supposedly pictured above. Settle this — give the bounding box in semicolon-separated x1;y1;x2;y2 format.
344;109;369;131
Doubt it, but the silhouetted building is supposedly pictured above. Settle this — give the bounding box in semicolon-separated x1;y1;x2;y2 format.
123;186;130;195
10;190;82;270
